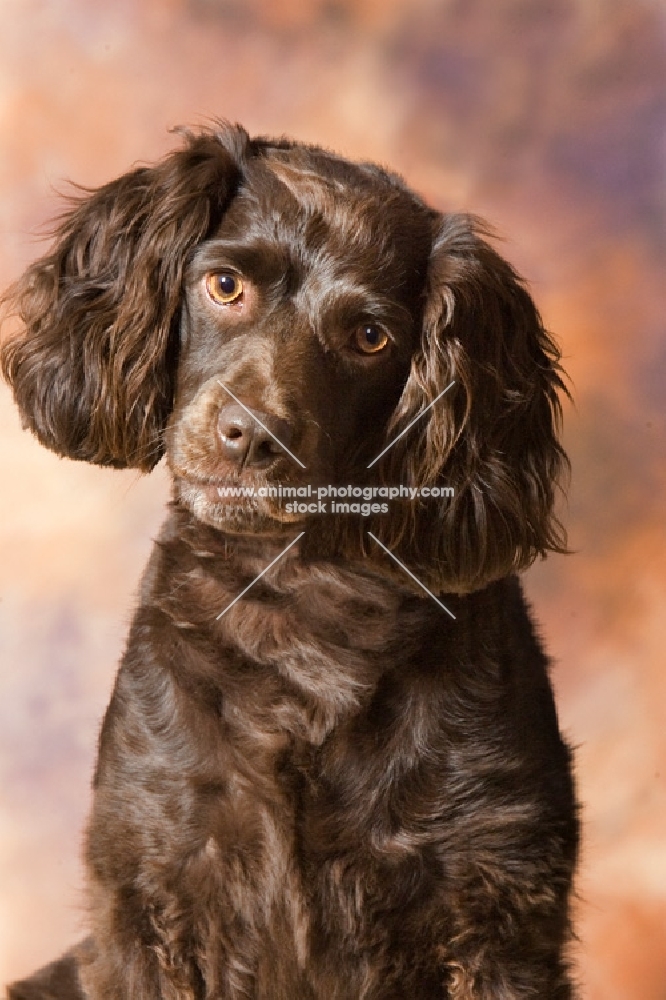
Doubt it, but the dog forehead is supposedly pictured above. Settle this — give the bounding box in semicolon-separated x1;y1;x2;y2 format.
215;151;433;286
237;155;388;240
261;156;354;211
261;154;427;239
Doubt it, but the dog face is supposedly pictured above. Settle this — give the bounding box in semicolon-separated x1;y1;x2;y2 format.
168;151;434;533
0;122;568;592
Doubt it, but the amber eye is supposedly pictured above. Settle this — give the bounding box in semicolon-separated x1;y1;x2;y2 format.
206;271;244;305
353;324;389;355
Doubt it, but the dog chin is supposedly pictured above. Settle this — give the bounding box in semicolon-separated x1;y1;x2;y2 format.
175;478;305;534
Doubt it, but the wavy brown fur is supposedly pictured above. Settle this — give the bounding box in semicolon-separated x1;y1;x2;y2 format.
2;123;578;1000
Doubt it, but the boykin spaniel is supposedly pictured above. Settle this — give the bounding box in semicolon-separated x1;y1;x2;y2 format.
1;123;578;1000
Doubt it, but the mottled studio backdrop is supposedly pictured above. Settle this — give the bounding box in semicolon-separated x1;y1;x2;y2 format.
1;1;665;997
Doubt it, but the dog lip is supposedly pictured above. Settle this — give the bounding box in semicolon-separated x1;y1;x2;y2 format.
174;473;304;513
173;471;307;529
175;472;258;488
176;474;262;499
180;476;284;489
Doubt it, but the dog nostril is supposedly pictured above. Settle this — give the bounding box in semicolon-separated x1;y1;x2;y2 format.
255;439;278;459
216;401;294;468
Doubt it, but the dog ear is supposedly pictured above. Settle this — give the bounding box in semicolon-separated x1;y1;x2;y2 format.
380;214;569;593
0;126;246;470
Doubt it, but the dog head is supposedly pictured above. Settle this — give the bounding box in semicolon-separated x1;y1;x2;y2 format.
1;122;568;592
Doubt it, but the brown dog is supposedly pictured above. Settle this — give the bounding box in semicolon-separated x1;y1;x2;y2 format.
2;123;578;1000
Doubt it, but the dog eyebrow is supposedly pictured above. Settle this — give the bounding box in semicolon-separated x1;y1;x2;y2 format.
295;279;414;338
191;239;293;288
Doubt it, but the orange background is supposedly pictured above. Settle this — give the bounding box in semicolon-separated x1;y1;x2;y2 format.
1;2;665;997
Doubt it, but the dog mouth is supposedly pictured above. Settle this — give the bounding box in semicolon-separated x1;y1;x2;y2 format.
174;472;307;530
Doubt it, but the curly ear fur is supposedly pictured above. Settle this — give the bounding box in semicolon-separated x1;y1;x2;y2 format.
0;125;247;470
378;214;569;593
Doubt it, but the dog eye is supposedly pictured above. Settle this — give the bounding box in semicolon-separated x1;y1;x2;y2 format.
206;271;244;305
353;324;389;355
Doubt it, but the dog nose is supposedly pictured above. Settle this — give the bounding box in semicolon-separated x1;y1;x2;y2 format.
217;402;293;468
